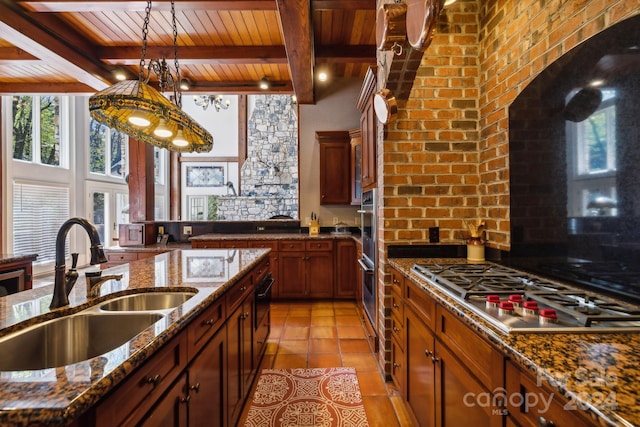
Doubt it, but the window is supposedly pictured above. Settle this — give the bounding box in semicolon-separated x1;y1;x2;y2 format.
12;95;63;166
13;182;69;264
567;89;618;217
89;119;128;178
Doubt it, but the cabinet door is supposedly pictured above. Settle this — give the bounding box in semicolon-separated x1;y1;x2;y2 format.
138;373;188;427
227;300;253;426
361;95;376;190
334;240;357;298
405;306;436;427
436;342;503;427
278;252;306;298
189;329;226;427
350;129;362;205
306;251;334;298
317;131;351;205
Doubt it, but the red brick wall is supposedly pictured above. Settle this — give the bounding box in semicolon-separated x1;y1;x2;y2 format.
375;0;640;373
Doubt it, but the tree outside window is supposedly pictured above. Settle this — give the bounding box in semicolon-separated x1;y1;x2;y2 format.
89;119;127;178
12;95;61;166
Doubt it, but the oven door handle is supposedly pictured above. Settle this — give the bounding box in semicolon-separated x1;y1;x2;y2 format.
357;210;371;214
358;259;375;274
256;277;274;298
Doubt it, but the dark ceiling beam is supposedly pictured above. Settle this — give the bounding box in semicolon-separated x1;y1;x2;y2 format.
0;47;38;63
276;0;314;104
18;0;277;12
312;0;375;11
0;2;112;89
99;46;288;65
316;45;375;63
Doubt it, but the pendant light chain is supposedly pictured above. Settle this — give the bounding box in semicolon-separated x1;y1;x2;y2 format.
139;1;152;82
171;0;182;107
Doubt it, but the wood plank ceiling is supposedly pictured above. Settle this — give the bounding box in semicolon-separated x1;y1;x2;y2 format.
0;0;376;104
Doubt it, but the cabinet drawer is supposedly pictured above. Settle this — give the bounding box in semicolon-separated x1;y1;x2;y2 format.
279;240;305;251
192;241;221;249
390;267;405;297
226;275;253;314
436;305;504;391
405;280;436;331
187;296;226;359
220;240;248;248
254;258;271;283
305;240;333;251
95;334;187;427
106;252;138;263
391;290;404;327
391;313;403;345
249;241;278;250
506;361;596;427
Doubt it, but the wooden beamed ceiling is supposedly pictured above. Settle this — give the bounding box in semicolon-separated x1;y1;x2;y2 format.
0;0;376;104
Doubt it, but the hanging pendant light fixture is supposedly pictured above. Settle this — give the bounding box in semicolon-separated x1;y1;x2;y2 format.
89;0;213;153
193;94;231;112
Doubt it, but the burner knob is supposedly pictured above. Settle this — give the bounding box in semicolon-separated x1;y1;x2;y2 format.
522;301;539;317
539;308;558;324
499;301;515;315
486;295;501;308
508;294;523;307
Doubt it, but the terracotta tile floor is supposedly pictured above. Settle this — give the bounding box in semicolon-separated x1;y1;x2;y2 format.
239;300;412;426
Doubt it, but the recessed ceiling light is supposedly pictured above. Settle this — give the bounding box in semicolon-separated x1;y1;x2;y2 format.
113;69;127;81
589;79;605;87
259;77;270;90
318;71;328;82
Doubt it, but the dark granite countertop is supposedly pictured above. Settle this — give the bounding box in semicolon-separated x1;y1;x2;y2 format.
0;248;269;426
0;253;38;264
390;258;640;427
189;231;360;242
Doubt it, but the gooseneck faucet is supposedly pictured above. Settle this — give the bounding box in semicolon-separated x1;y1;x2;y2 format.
50;218;108;309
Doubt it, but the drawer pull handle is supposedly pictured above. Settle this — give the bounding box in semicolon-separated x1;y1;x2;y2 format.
145;374;162;387
424;349;432;357
392;303;399;308
203;319;215;326
180;395;191;404
431;355;439;364
393;362;401;368
538;417;555;427
190;383;201;393
393;326;400;333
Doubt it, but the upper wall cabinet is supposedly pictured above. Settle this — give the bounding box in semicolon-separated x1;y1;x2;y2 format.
317;131;351;205
349;128;362;206
357;67;377;190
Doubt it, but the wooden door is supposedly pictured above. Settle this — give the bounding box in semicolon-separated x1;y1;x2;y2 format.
306;251;334;298
436;342;503;427
335;240;357;298
188;328;226;427
278;252;306;298
227;305;243;426
138;373;188;427
405;306;436;427
317;131;351;205
360;96;376;190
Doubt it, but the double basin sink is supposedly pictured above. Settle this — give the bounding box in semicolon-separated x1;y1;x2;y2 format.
0;291;197;371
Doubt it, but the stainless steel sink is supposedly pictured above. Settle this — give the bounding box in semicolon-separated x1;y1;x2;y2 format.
99;291;196;311
0;312;163;371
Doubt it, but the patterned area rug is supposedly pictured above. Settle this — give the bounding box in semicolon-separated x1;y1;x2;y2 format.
244;367;370;427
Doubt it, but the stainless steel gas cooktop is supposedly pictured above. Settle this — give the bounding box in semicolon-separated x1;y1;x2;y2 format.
411;262;640;333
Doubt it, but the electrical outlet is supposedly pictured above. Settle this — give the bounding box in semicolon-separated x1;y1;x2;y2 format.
429;226;439;243
183;225;193;236
333;217;340;225
305;216;311;225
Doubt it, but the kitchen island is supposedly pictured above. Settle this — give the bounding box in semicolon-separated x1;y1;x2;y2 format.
0;248;270;426
390;258;640;427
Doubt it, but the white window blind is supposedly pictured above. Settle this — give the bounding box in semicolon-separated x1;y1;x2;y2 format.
13;182;69;263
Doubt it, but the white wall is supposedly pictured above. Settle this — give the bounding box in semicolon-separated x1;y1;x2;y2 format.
299;78;362;227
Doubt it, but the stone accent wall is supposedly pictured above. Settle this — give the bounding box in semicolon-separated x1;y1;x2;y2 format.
217;94;299;220
375;0;639;375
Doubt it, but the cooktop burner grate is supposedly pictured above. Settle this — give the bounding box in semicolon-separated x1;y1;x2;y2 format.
411;262;640;333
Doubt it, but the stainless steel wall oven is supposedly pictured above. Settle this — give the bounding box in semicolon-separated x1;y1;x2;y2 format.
358;189;376;326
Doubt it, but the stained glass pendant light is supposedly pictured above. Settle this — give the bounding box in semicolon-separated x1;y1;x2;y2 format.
89;1;213;153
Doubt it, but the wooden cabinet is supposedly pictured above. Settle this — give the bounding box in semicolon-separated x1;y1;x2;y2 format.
101;248;167;269
278;240;334;299
92;259;266;427
317;131;351;205
335;240;357;298
349;128;362;206
506;360;597;427
249;240;279;299
357;67;377;190
400;272;505;427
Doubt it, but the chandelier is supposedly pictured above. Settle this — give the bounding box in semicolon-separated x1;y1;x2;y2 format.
194;94;231;112
88;1;213;153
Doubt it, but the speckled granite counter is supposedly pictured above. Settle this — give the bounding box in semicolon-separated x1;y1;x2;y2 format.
390;258;640;427
190;231;359;242
0;253;38;265
0;248;269;426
